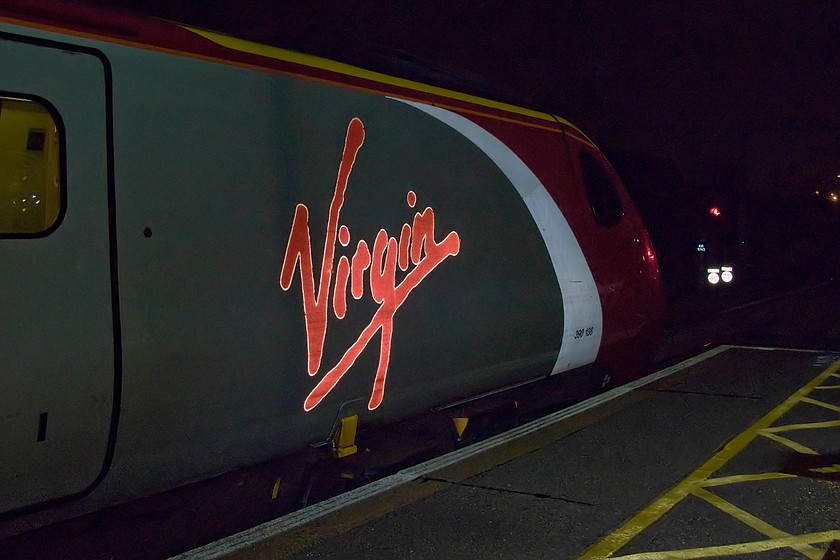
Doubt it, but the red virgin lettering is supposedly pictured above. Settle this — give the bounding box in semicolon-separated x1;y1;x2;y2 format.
334;255;350;319
351;240;371;300
280;118;461;411
279;118;365;375
398;223;411;272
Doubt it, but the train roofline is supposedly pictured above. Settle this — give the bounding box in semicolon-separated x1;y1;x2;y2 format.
184;26;581;129
0;2;597;148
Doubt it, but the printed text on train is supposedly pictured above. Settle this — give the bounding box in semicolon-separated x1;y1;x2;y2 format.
280;118;461;411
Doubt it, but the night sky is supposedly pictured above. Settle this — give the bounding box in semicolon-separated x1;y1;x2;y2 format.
75;1;840;290
78;1;840;199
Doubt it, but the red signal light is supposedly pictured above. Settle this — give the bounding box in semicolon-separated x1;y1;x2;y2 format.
709;207;721;217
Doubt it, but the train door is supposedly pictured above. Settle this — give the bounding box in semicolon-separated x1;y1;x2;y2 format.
0;33;116;513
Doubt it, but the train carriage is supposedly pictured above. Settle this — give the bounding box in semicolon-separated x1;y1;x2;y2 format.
0;1;663;531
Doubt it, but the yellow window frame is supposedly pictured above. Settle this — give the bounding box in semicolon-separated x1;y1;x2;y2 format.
0;95;63;236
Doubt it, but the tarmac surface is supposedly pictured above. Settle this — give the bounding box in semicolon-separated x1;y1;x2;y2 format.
3;281;840;559
178;345;840;560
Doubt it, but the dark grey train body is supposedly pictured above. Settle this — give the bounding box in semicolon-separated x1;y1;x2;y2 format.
0;7;663;531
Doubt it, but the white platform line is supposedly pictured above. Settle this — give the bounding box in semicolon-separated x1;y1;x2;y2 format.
172;345;739;560
727;344;833;354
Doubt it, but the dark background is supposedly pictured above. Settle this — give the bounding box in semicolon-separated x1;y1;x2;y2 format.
81;0;840;301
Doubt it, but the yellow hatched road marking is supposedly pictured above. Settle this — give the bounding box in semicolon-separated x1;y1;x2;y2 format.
763;419;840;432
700;472;796;487
609;530;840;560
578;356;840;560
800;396;840;412
690;487;824;559
758;431;819;454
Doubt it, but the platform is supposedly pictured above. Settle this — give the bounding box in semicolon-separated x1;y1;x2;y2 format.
175;345;840;560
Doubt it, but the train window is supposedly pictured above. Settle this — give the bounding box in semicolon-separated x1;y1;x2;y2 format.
0;96;62;235
580;150;623;227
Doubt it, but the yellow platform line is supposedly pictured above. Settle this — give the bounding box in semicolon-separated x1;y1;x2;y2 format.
700;472;796;487
814;384;840;389
691;487;824;559
577;356;840;560
609;530;840;560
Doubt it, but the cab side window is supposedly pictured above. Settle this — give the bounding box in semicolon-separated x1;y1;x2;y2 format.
0;96;62;235
580;149;623;227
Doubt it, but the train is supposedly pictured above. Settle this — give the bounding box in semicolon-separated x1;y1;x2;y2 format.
0;1;664;535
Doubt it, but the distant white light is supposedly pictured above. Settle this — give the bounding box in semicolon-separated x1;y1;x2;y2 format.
697;243;706;252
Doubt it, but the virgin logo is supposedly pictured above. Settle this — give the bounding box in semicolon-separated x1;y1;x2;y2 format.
280;118;461;411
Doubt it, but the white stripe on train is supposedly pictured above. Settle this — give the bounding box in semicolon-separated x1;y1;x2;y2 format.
392;98;602;373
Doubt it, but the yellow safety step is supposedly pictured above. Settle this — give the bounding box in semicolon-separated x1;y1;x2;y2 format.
333;414;359;458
